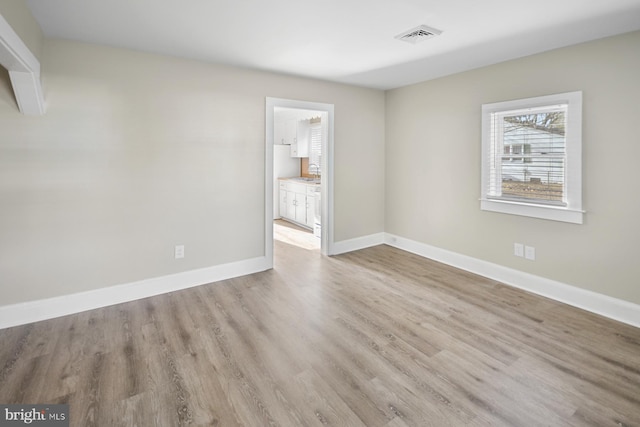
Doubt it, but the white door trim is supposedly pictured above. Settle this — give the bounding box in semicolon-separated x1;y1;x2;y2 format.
265;97;335;265
0;13;45;115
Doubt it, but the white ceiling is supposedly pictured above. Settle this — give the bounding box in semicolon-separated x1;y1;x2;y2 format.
26;0;640;90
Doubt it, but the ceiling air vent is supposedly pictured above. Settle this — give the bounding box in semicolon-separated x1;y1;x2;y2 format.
395;25;442;44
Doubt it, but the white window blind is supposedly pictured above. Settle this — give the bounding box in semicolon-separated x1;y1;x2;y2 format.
481;91;583;224
489;104;567;205
309;120;322;174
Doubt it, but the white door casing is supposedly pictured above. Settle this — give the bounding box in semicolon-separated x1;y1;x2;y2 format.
265;97;335;265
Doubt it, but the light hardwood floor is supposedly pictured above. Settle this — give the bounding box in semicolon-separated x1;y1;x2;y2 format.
1;241;639;426
274;219;320;250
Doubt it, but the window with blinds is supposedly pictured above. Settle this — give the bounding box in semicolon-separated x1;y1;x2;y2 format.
309;120;322;175
490;105;567;205
481;92;583;224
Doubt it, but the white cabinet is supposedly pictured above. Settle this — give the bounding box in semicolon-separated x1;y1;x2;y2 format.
284;118;297;145
280;181;304;225
274;119;284;144
274;118;297;145
275;116;311;157
279;180;318;229
305;186;316;229
290;120;310;157
290;191;307;224
278;182;288;218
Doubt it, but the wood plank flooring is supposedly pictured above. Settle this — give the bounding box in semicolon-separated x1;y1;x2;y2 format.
1;241;639;426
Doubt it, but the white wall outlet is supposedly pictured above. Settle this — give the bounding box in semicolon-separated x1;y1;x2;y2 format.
525;245;536;261
175;245;185;259
514;243;524;257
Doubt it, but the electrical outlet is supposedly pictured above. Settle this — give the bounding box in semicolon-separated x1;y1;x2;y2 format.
514;243;524;257
175;245;185;259
525;245;536;261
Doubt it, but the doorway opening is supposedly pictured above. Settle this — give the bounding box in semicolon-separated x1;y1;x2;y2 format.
273;219;320;251
265;98;334;267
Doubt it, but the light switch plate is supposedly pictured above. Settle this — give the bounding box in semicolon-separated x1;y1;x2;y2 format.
175;245;185;259
514;243;524;257
525;245;535;261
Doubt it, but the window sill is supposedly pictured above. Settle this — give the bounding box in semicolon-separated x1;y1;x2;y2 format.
480;198;584;224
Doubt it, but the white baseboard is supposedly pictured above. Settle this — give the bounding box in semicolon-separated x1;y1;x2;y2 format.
384;233;640;328
332;232;385;255
4;234;638;330
0;256;270;330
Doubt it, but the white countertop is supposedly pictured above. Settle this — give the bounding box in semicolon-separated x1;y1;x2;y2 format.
279;177;321;185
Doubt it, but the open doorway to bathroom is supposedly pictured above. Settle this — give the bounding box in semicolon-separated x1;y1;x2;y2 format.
265;98;334;266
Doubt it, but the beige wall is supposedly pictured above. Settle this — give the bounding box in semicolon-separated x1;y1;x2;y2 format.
386;31;640;304
2;6;637;310
0;39;385;305
0;0;43;60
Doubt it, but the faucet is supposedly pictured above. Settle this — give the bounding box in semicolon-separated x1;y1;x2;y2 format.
308;163;320;180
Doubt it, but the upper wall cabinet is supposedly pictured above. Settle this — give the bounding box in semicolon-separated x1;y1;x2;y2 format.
273;107;323;158
291;119;310;158
274;117;297;145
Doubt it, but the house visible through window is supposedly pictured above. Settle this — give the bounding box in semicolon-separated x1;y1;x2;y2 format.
481;91;583;224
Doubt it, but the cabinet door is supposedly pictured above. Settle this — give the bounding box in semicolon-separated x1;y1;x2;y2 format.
294;193;307;224
305;192;315;228
274;119;284;144
290;120;310;158
285;118;297;145
286;190;297;220
279;186;287;218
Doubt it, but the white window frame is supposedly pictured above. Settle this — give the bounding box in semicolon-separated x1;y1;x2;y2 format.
481;91;584;224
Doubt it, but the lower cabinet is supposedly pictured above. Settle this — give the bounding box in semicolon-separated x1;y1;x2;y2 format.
279;181;316;229
279;184;288;220
287;190;306;224
306;186;316;229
